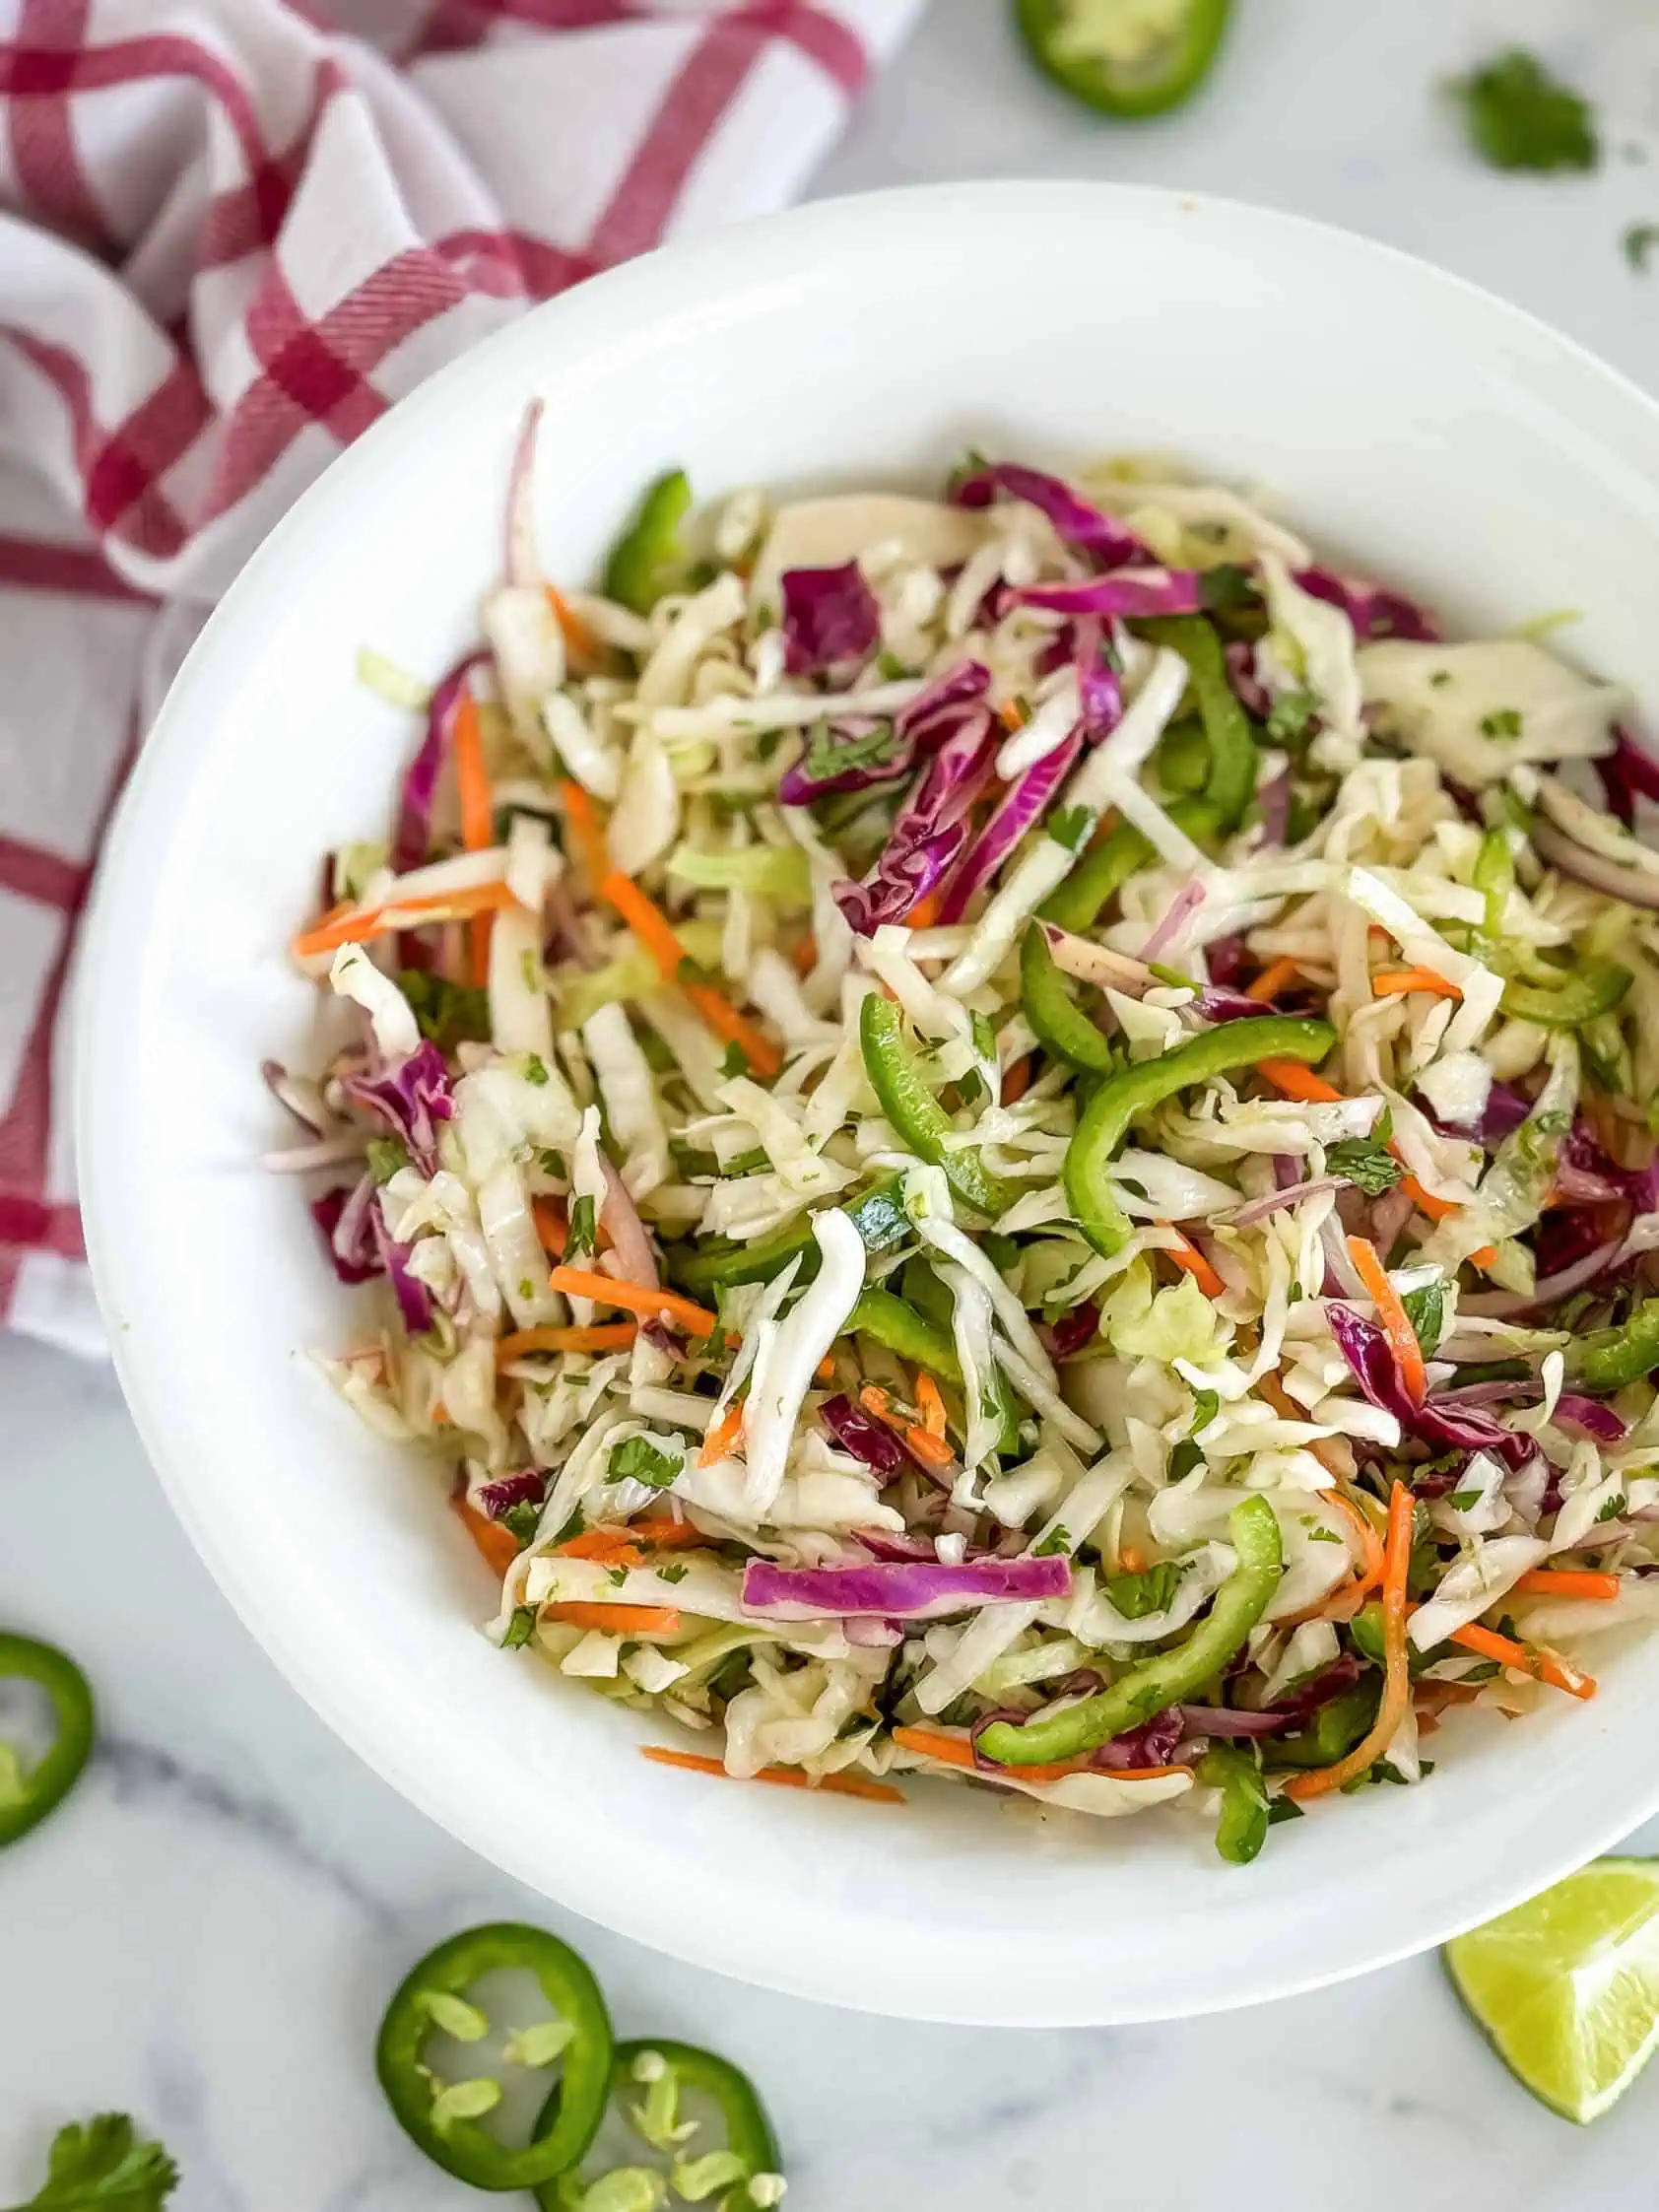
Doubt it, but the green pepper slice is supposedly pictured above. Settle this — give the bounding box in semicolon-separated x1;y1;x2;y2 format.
976;1496;1283;1767
846;1287;962;1384
603;469;693;615
1501;957;1632;1030
1566;1299;1659;1394
1038;795;1222;933
1196;1742;1271;1865
1138;614;1257;829
536;2038;782;2212
1014;0;1234;118
375;1922;613;2189
859;994;1015;1220
0;1633;94;1848
1262;1682;1379;1772
1064;1013;1336;1255
673;1176;906;1295
1020;923;1117;1074
1155;715;1210;795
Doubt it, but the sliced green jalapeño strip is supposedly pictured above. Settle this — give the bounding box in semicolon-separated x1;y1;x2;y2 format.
1138;614;1258;829
1014;0;1234;118
536;2038;782;2212
0;1633;94;1848
1020;922;1117;1073
375;1922;613;2189
976;1497;1282;1767
1567;1299;1659;1395
1038;795;1222;933
858;993;1016;1220
846;1288;962;1385
1501;957;1632;1029
1063;1013;1336;1255
603;468;692;615
672;1175;907;1295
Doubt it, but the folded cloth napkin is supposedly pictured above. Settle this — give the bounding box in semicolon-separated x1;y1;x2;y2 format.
0;0;919;1356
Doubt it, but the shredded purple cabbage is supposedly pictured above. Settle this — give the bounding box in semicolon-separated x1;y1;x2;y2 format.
937;729;1082;924
777;715;909;805
779;562;881;675
896;658;993;749
310;1179;381;1284
1594;725;1659;828
1329;1303;1532;1468
1225;639;1273;720
949;462;1143;569
1043;1302;1101;1360
1095;1709;1185;1770
477;1469;544;1518
832;706;996;935
740;1555;1071;1619
820;1393;909;1476
1557;1118;1659;1210
1294;567;1440;642
1269;1653;1365;1723
392;649;490;873
1016;570;1203;621
1555;1393;1628;1442
339;1041;454;1173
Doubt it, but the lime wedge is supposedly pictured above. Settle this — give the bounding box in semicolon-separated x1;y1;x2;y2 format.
1444;1858;1659;2122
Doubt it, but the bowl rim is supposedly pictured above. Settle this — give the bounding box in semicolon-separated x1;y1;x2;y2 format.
76;177;1659;2025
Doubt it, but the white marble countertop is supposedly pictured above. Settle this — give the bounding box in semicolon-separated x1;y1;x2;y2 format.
10;1;1659;2202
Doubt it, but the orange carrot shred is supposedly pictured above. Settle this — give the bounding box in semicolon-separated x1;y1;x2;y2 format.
548;1600;682;1637
891;1724;1185;1791
1286;1480;1415;1800
453;688;495;986
548;1264;719;1339
555;1529;645;1567
496;1323;636;1366
292;879;520;961
1371;968;1462;1002
901;1425;955;1471
1002;1054;1032;1105
915;1374;947;1439
1161;1226;1225;1300
599;869;782;1078
699;1402;745;1467
1118;1544;1148;1575
558;777;612;891
530;1197;567;1257
1257;1058;1344;1106
1246;957;1299;1002
1512;1569;1621;1601
1449;1622;1597;1701
640;1746;903;1804
628;1518;709;1551
545;583;596;664
1348;1234;1427;1408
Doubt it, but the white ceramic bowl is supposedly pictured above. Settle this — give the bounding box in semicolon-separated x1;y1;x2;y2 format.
80;182;1659;2026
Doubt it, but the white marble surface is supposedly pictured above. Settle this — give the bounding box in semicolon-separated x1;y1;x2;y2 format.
11;0;1659;2201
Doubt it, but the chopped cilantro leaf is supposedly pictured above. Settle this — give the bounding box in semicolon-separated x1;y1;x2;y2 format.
1031;1525;1071;1558
1626;222;1659;273
1480;707;1523;739
522;1053;550;1087
1454;49;1599;173
501;1606;538;1649
365;1136;409;1184
608;1437;681;1488
1046;804;1092;852
1265;688;1319;744
566;1193;597;1261
1326;1136;1405;1196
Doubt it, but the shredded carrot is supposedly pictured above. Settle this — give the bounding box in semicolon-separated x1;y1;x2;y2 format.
859;1384;894;1423
998;698;1029;733
548;1601;682;1637
496;1323;637;1366
1512;1569;1621;1602
1449;1622;1597;1700
1371;968;1462;1002
450;1486;519;1578
545;583;596;664
555;1529;645;1567
901;1426;955;1471
547;1265;719;1339
699;1402;745;1467
915;1374;948;1439
1304;1488;1390;1623
891;1724;1185;1790
1002;1054;1032;1105
1469;1244;1498;1270
1286;1480;1415;1801
1246;957;1300;1002
791;933;818;977
815;1355;836;1383
1348;1234;1427;1408
600;869;783;1078
858;1382;954;1473
452;689;496;985
1257;1059;1344;1106
640;1746;903;1804
906;890;945;930
558;777;612;891
1118;1543;1149;1575
292;879;519;960
1161;1226;1226;1300
627;1518;709;1551
531;1197;567;1258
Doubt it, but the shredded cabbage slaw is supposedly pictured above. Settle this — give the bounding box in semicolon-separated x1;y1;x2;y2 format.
273;423;1659;1859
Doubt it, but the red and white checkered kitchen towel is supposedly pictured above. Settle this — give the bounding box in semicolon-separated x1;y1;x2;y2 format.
0;0;921;1358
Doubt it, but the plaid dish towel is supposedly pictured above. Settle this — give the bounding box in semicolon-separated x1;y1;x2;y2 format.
0;0;921;1358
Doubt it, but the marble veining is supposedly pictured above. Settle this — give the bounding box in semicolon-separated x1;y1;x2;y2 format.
11;1;1659;2201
